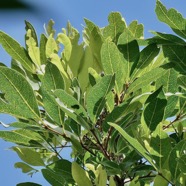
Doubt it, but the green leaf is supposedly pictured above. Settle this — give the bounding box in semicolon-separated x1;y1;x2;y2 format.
14;162;37;174
178;75;186;90
0;31;34;72
12;147;45;166
101;40;126;94
108;122;157;169
128;20;144;39
45;19;56;36
42;168;65;186
86;75;115;123
57;33;72;61
131;44;160;79
0;67;40;120
17;182;42;186
156;68;178;118
169;140;186;181
127;67;166;94
41;62;65;125
162;45;186;74
46;34;59;58
26;29;40;66
72;162;92;186
47;159;74;183
25;20;38;46
103;12;127;43
109;176;116;186
154;174;169;186
53;89;89;129
156;1;186;39
95;165;107;186
65;27;83;77
149;125;172;169
117;28;140;76
84;19;103;72
40;34;47;64
150;31;186;45
0;129;43;146
178;154;186;174
141;87;167;132
78;46;93;92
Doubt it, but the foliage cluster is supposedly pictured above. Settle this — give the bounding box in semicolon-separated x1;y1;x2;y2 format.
0;1;185;186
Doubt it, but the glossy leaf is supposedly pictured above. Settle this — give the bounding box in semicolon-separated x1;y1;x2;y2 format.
72;162;92;186
12;147;45;166
156;1;186;39
142;87;167;132
86;75;115;123
0;67;40;120
41;62;65;125
103;12;126;43
109;122;157;169
101;40;126;94
0;31;34;72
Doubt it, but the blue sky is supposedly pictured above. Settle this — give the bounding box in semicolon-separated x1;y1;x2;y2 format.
0;0;185;185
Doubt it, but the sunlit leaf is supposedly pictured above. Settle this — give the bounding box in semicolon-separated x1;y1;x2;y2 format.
156;1;186;39
162;45;186;74
101;40;126;94
41;62;65;125
87;75;115;123
72;162;92;186
103;12;126;43
0;67;40;120
26;29;40;66
131;44;160;79
12;147;45;166
128;20;144;39
25;20;38;46
0;31;34;72
0;129;43;146
117;28;140;75
14;162;37;174
127;67;166;94
57;33;72;61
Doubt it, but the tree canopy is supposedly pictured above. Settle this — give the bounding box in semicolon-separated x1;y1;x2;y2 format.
0;1;185;186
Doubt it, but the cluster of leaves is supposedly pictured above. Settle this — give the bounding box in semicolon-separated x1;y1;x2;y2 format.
0;1;186;185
